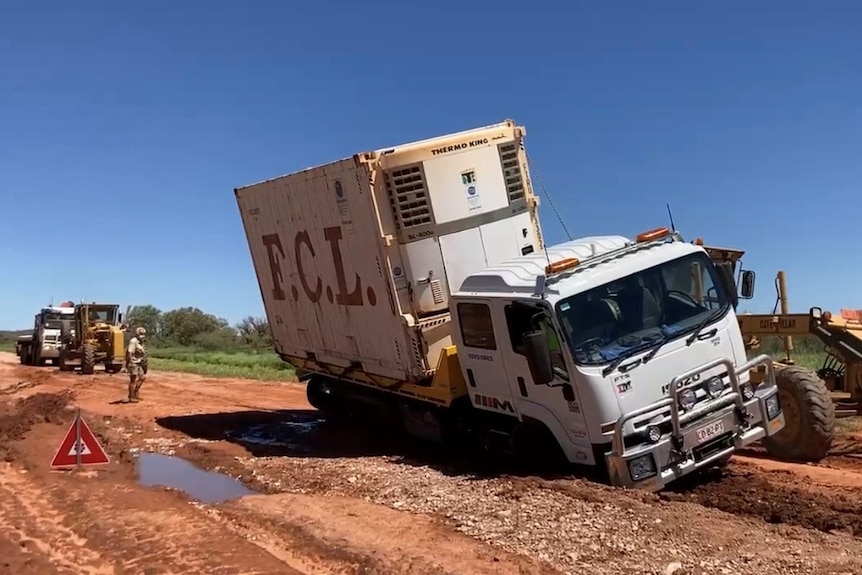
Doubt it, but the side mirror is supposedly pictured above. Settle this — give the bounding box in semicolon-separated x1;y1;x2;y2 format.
739;269;755;299
714;262;739;309
523;330;554;386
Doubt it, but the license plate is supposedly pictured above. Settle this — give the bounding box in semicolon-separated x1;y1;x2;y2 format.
695;420;725;444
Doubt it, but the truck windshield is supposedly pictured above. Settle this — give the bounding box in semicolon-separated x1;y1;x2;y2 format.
554;252;731;366
42;313;70;330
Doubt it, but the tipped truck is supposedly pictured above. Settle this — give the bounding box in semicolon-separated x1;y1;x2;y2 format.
235;120;787;491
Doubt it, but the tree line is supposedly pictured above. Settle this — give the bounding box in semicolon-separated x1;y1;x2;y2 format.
125;305;273;352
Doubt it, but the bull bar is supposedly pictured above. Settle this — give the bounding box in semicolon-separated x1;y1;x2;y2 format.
605;354;785;491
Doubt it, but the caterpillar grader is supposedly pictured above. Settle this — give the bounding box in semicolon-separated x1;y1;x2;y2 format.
702;241;862;462
58;302;129;375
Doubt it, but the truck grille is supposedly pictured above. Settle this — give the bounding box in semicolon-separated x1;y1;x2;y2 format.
693;432;734;463
385;165;432;230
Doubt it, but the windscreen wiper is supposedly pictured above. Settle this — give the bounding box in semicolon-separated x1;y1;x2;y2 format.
641;330;675;364
601;342;653;377
685;306;726;346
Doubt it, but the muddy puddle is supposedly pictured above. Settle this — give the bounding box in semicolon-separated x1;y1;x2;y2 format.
136;452;257;503
225;413;325;452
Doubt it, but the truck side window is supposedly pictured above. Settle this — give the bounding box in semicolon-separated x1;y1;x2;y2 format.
504;304;534;354
505;303;569;380
536;314;569;380
457;303;497;350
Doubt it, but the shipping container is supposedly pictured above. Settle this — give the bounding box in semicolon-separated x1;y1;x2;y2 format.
235;119;545;397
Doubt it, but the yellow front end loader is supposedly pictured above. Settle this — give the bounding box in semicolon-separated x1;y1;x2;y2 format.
58;303;129;375
699;242;862;463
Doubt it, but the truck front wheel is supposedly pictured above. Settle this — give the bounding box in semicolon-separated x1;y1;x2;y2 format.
763;366;835;462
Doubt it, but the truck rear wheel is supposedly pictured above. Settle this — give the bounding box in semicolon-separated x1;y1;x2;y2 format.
306;377;350;421
763;366;835;462
81;344;96;375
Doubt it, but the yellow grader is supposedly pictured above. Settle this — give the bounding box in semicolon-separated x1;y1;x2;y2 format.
58;302;129;375
702;241;862;462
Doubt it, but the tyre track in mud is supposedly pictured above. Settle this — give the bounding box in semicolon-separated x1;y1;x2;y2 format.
169;392;862;550
9;353;862;573
0;355;566;575
661;443;862;540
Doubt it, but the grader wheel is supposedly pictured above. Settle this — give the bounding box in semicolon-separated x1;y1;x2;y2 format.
763;366;835;462
81;344;96;375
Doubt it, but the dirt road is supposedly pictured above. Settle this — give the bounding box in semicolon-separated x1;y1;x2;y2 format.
3;351;862;574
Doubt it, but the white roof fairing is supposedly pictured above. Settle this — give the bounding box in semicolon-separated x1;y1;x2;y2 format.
456;233;704;300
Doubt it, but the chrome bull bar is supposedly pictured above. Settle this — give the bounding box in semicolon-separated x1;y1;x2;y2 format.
607;354;782;490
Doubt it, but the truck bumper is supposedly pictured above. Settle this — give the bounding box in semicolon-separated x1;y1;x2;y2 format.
39;347;61;359
605;354;784;491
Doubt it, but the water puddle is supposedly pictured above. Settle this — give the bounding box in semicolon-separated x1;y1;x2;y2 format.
136;452;257;504
226;413;325;452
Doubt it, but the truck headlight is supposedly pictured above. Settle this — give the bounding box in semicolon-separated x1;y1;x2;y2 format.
679;389;697;411
741;383;755;400
706;376;724;398
765;393;781;420
628;454;657;481
646;425;662;443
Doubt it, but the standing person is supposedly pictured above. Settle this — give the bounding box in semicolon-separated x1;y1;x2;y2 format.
125;327;149;403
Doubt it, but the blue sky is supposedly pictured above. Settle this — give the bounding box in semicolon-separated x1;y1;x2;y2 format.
1;0;859;329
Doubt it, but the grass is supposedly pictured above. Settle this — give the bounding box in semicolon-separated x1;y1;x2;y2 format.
0;339;296;382
147;346;296;381
0;333;834;383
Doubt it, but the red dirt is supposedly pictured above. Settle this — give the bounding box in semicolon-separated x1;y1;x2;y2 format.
5;351;862;574
0;353;558;575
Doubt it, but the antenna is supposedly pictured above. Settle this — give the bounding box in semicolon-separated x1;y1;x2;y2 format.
666;203;676;232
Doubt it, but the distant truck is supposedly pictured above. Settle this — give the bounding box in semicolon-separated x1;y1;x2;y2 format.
234;119;788;491
16;301;76;366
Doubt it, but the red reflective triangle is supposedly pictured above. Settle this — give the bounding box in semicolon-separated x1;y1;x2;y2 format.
50;413;110;468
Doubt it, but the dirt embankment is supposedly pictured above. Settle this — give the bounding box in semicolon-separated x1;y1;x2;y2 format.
4;351;862;574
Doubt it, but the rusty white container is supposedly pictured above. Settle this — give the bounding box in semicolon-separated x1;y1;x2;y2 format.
235;119;545;384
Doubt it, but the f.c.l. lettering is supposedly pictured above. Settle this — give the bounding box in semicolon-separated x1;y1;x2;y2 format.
323;226;362;306
261;226;376;307
262;233;286;301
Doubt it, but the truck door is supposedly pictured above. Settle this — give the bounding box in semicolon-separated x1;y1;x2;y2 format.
454;301;518;417
498;301;593;458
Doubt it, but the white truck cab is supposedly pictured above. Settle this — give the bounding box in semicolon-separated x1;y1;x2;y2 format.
451;226;786;490
17;304;76;366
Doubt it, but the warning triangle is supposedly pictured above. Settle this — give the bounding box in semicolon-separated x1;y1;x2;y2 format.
51;412;110;468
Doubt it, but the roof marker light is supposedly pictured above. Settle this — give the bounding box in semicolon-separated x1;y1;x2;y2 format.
545;257;580;275
636;227;671;243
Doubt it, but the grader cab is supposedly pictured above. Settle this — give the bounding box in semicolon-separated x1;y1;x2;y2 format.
698;241;860;463
58;303;129;375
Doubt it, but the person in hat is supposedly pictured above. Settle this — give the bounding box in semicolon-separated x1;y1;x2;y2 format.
125;326;149;402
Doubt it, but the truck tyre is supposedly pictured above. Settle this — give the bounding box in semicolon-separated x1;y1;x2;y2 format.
763;366;835;462
81;344;96;375
58;352;73;372
511;419;568;471
306;377;337;415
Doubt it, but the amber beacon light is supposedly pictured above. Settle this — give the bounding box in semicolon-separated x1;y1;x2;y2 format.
544;257;580;275
635;227;671;243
